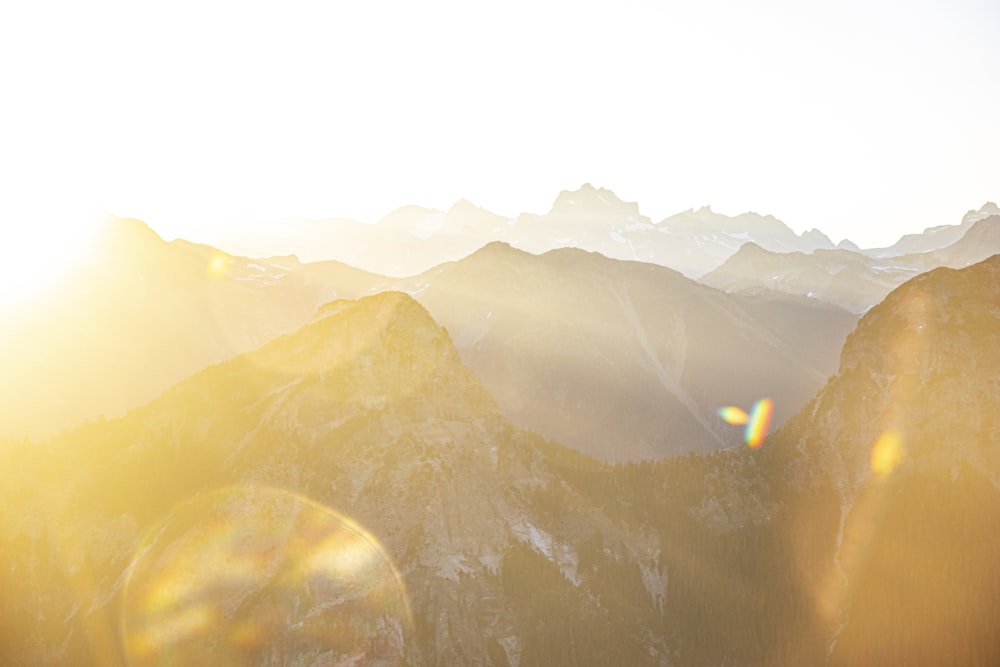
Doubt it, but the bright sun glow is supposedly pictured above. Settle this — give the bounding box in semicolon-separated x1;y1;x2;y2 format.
1;0;997;257
0;212;104;315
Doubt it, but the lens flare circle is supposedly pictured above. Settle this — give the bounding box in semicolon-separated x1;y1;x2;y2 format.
121;486;412;666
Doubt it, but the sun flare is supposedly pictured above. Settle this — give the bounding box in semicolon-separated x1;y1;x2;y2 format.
0;216;104;316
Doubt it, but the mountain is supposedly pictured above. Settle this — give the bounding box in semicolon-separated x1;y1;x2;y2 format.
701;243;921;313
864;201;999;257
701;214;1000;313
232;200;510;276
0;216;384;441
0;214;856;455
0;291;674;665
391;242;856;461
579;254;1000;665
508;192;835;279
654;205;834;275
222;185;838;278
902;213;1000;269
1;258;997;666
753;253;1000;665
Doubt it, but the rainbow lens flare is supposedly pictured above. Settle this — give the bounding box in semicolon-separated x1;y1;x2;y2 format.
718;398;773;448
718;406;749;425
121;486;412;666
744;398;773;449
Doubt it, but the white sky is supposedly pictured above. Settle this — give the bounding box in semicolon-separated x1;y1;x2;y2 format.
1;0;998;279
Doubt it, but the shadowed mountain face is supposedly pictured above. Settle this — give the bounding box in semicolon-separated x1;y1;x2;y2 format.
393;242;856;461
0;217;384;441
0;258;997;666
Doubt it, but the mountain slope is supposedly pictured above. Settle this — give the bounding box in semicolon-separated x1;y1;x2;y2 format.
701;243;920;313
0;216;384;440
0;291;672;665
595;254;1000;666
864;201;999;257
1;257;996;667
702;214;1000;313
394;242;856;461
752;254;1000;665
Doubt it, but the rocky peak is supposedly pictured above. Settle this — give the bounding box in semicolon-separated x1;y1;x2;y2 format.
801;227;834;247
546;183;644;222
962;201;1000;226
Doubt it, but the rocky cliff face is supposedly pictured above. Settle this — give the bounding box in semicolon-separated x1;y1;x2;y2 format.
750;254;1000;665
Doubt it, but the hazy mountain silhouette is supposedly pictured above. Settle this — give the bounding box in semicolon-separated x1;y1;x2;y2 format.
863;201;999;257
0;216;384;440
229;184;840;278
391;241;856;461
702;212;1000;313
702;243;921;313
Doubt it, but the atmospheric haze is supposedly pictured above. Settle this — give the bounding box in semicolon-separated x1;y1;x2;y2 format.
1;0;998;281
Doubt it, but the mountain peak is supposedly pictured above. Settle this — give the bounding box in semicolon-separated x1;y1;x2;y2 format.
802;228;834;247
547;184;642;221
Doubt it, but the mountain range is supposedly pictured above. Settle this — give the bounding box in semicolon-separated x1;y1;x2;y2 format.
387;241;854;460
233;184;838;278
703;205;1000;312
0;216;856;462
1;251;997;665
1;188;998;665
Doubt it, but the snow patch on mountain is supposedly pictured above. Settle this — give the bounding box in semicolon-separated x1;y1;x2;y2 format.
511;521;580;585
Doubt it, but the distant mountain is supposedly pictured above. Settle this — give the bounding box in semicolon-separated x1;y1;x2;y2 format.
864;201;999;257
0;216;384;440
654;204;834;275
233;200;509;276
391;242;856;461
701;214;1000;313
228;184;838;278
901;213;1000;269
701;243;921;313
